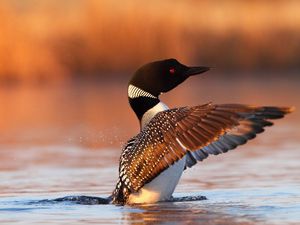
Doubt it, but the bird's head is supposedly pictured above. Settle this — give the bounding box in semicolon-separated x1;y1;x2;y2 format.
128;58;210;98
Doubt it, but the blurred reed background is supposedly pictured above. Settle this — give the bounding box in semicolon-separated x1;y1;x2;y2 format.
0;0;299;83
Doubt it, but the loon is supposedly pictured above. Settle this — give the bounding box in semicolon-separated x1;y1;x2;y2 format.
111;58;293;205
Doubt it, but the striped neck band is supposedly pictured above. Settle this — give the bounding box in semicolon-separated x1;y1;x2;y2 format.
128;84;156;99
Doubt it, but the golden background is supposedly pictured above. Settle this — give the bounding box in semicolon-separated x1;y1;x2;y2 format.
0;0;299;83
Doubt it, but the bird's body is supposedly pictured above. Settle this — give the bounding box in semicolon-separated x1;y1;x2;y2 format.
111;58;293;205
127;101;186;204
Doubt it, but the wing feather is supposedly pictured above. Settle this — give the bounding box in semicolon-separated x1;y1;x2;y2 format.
185;104;293;168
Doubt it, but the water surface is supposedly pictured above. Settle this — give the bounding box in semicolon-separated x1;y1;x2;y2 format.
0;77;299;224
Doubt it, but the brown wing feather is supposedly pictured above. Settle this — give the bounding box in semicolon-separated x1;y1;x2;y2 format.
112;103;293;204
185;104;293;167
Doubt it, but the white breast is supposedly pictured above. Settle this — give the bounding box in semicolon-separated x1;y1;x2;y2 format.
128;101;186;204
128;156;186;204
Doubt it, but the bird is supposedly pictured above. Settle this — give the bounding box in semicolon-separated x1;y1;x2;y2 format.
111;58;293;205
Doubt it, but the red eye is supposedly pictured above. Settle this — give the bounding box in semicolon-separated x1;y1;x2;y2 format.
169;68;175;74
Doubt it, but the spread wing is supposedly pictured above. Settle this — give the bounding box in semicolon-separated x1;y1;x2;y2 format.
184;104;293;167
112;103;292;204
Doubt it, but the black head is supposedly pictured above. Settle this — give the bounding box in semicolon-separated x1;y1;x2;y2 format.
129;58;210;97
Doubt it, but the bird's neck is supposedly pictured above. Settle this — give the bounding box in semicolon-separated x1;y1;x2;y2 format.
128;85;169;129
140;101;169;129
129;97;162;128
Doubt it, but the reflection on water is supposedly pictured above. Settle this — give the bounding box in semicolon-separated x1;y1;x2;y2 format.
126;201;259;225
0;77;299;148
0;187;299;225
127;186;300;225
0;77;299;224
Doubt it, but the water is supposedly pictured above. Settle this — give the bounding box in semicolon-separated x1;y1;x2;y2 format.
0;77;300;224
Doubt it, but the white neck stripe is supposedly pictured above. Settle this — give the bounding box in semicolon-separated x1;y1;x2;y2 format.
128;84;156;99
